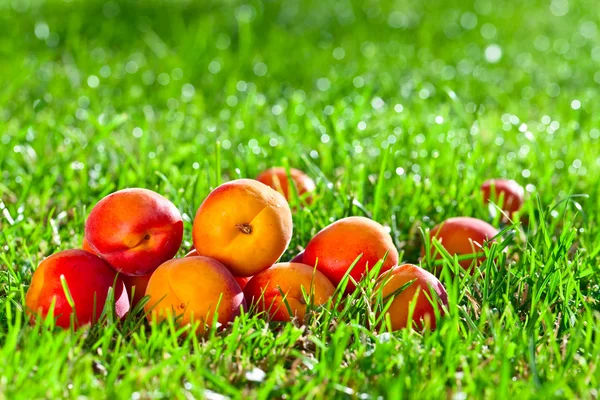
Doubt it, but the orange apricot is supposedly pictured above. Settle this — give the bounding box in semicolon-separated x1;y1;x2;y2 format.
192;179;293;277
25;249;130;328
423;216;499;272
303;216;399;294
185;249;251;289
376;264;448;331
144;256;246;333
256;167;316;204
244;262;335;323
481;178;525;217
85;188;183;276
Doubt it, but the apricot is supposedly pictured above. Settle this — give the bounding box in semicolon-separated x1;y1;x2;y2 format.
144;256;245;333
290;250;305;263
192;179;293;277
185;249;251;289
376;264;448;331
121;273;152;307
256;167;316;204
423;216;499;272
85;188;184;276
481;179;524;217
25;249;130;328
244;262;335;323
303;216;399;293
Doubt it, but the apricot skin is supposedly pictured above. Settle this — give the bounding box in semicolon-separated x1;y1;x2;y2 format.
185;249;251;289
25;249;130;328
85;188;184;276
192;179;293;277
377;264;448;331
256;167;316;204
144;256;246;333
423;217;499;272
303;216;399;294
481;179;524;216
244;262;335;323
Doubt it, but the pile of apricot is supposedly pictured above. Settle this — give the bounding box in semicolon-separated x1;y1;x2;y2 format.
25;167;524;333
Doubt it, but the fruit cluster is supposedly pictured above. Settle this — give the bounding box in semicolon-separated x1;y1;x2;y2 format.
25;167;524;333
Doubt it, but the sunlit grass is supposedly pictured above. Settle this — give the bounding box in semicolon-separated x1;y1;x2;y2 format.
0;0;599;398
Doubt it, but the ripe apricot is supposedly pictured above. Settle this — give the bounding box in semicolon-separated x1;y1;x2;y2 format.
423;216;499;272
185;249;251;289
144;256;245;333
85;188;183;276
481;178;525;217
25;249;130;328
376;264;448;331
256;167;316;204
244;262;335;323
303;216;398;293
192;179;293;277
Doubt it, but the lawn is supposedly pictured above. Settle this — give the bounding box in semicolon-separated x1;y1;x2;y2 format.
1;0;599;398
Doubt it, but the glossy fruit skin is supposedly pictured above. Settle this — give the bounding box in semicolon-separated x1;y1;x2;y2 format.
303;216;399;294
144;256;246;334
244;262;335;323
192;179;293;277
185;249;251;289
423;217;499;272
481;179;524;216
25;249;130;328
85;188;184;276
256;167;316;204
377;264;448;331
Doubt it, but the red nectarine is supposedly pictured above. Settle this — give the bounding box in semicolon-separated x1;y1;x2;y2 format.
244;262;335;323
256;167;316;204
85;188;183;276
376;264;448;331
25;249;130;328
423;216;499;272
303;216;399;293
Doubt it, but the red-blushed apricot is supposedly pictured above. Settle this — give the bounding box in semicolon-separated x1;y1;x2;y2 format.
244;262;335;323
192;179;293;277
121;273;152;307
376;264;448;331
85;188;184;276
290;250;305;264
185;249;251;289
256;167;316;204
481;179;525;217
82;237;94;254
144;256;246;333
423;217;499;272
303;216;399;294
25;249;129;328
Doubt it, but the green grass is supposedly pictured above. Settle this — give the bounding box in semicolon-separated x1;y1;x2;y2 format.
1;0;600;398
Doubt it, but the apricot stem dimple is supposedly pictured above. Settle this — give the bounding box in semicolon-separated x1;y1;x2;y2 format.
143;234;151;241
236;223;253;235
